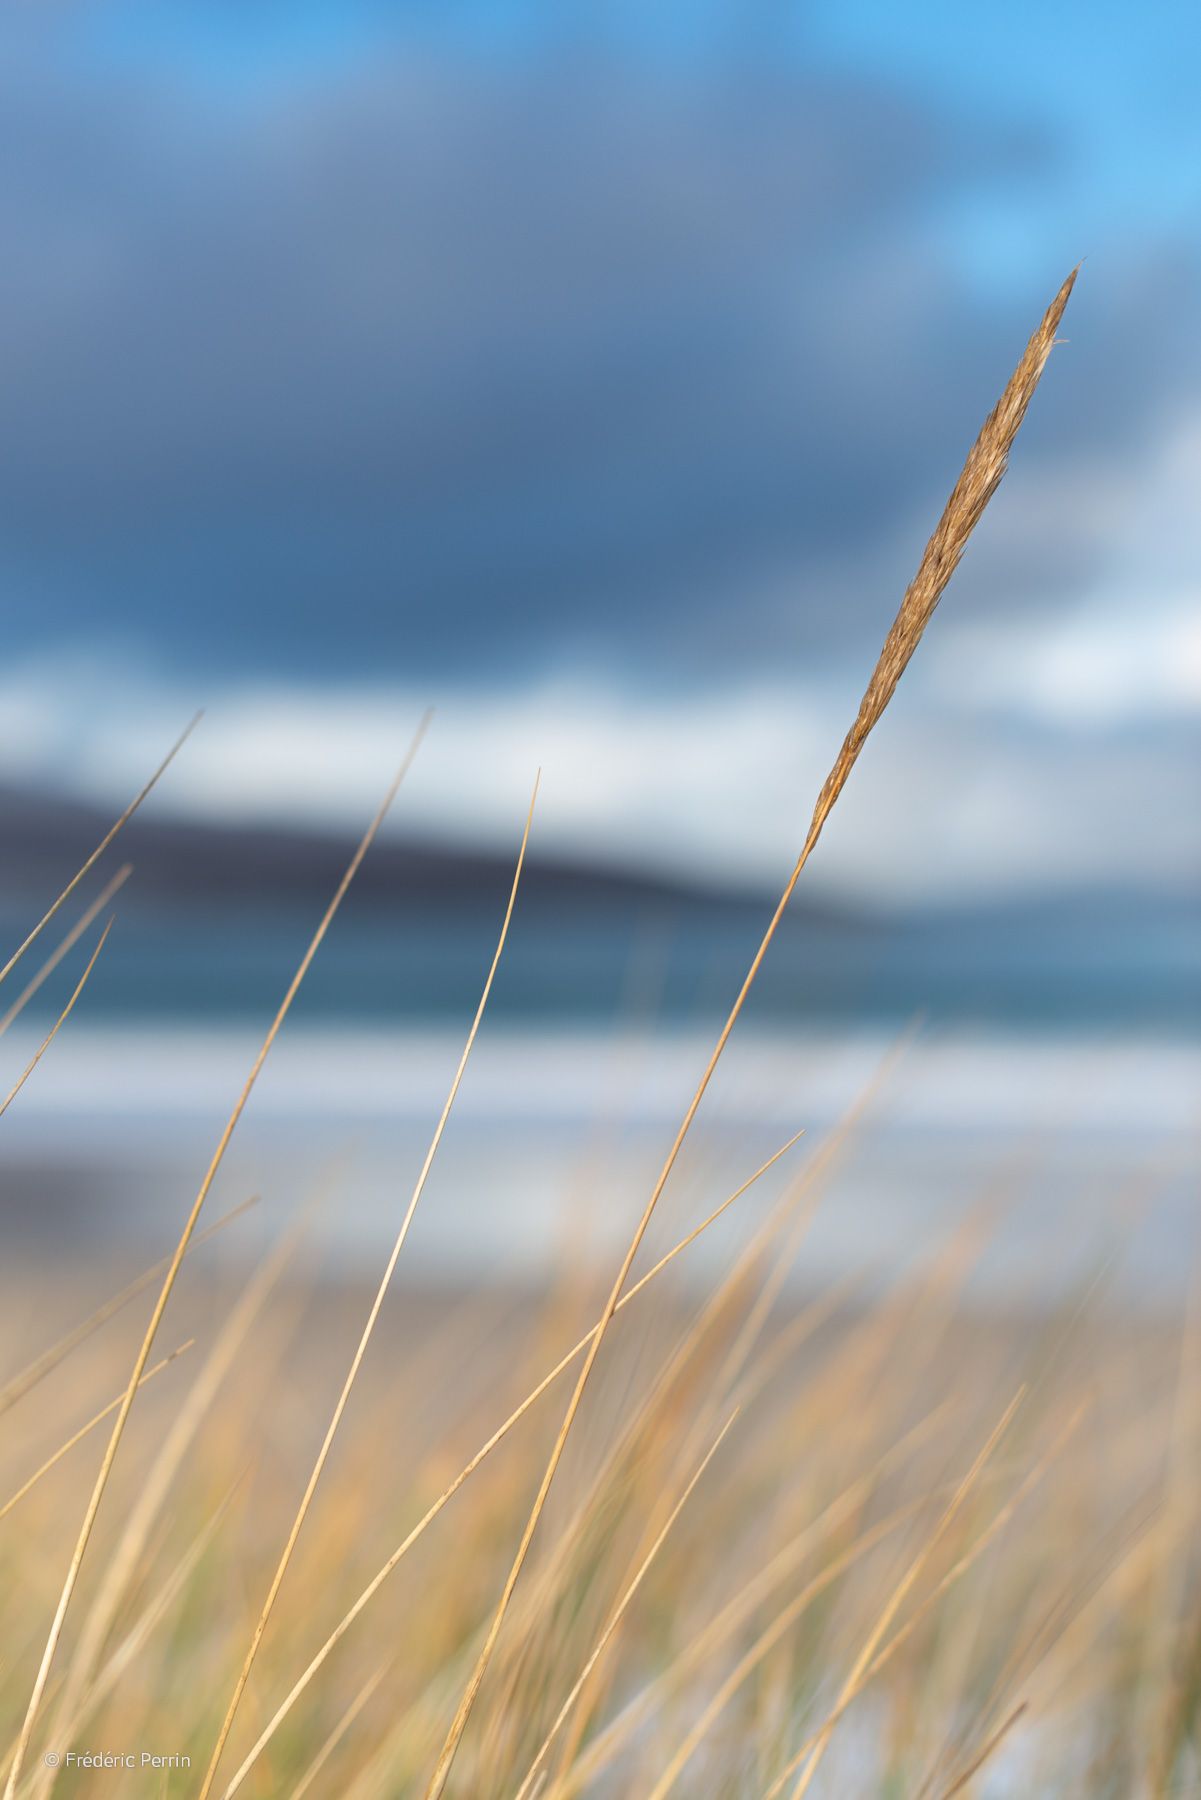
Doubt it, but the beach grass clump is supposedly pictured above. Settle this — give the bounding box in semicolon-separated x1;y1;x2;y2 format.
2;267;1198;1797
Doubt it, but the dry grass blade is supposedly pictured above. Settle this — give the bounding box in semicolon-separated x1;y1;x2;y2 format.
537;1039;909;1797
512;1412;739;1800
420;270;1078;1799
0;920;114;1120
845;1406;1085;1693
1;715;428;1800
703;1022;920;1409
0;865;131;1040
739;1405;1080;1800
773;1387;1026;1800
64;1484;243;1754
498;1150;840;1697
217;1130;804;1800
913;1492;1161;1798
0;715;198;991
0;1341;194;1523
39;1215;310;1799
290;1663;392;1800
580;1405;955;1800
0;1196;257;1419
197;772;538;1800
938;1701;1028;1798
640;1497;936;1800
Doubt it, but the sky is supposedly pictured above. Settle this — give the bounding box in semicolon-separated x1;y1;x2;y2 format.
1;1;1198;903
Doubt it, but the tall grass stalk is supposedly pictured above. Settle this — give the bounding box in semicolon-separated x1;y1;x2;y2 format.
0;921;113;1120
0;865;130;1040
196;773;538;1799
1;716;429;1800
0;716;198;991
422;267;1079;1800
217;1127;806;1798
7;269;1190;1799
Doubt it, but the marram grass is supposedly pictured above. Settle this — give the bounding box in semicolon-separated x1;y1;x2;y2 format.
2;270;1198;1797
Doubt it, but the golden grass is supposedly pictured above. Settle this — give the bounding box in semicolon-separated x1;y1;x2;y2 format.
1;1128;1198;1795
773;1388;1026;1799
3;715;429;1800
0;922;114;1122
0;1197;257;1421
0;865;130;1041
3;267;1198;1797
511;1410;740;1800
216;1129;807;1800
2;1175;1196;1797
0;1343;195;1525
804;267;1077;851
421;266;1079;1800
0;718;198;991
196;774;539;1800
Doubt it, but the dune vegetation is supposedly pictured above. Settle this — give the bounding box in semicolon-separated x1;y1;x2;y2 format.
2;269;1197;1797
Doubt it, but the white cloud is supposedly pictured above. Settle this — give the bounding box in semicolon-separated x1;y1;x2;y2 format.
0;646;1195;903
6;405;1200;903
928;410;1201;727
932;592;1201;724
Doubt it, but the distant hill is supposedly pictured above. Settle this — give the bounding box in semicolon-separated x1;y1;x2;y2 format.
0;782;860;927
0;785;1195;1029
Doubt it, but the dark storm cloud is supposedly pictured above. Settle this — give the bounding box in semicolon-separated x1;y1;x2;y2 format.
0;34;1195;681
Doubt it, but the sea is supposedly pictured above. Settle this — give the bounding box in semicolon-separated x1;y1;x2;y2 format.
1;894;1196;1310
